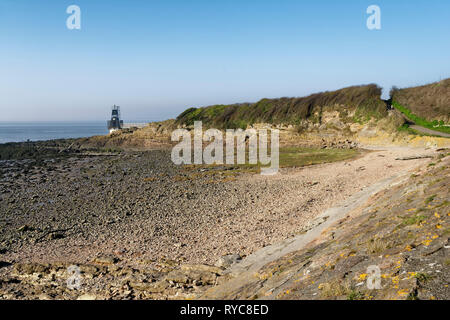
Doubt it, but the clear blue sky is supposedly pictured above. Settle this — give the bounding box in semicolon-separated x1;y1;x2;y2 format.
1;0;449;121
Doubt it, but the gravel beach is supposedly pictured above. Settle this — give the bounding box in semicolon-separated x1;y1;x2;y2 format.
0;146;432;266
0;144;436;299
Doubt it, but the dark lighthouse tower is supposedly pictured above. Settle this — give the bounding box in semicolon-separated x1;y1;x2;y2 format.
107;105;124;133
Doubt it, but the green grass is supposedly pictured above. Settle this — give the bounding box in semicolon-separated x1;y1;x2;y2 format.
353;98;388;124
392;101;450;134
242;147;361;169
402;214;427;226
347;290;365;300
183;147;362;174
425;194;436;204
414;273;432;283
397;124;418;135
277;147;360;168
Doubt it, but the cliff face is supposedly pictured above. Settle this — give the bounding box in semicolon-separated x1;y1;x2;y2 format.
173;79;450;139
175;84;387;129
202;152;450;300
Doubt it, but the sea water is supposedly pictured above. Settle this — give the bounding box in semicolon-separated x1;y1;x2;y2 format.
0;121;109;144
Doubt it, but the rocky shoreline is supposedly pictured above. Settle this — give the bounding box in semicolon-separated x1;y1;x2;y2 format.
0;138;446;299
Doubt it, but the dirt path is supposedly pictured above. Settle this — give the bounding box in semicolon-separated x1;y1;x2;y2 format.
392;109;450;138
409;125;450;138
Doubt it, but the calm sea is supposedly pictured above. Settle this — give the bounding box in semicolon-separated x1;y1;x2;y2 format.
0;122;109;144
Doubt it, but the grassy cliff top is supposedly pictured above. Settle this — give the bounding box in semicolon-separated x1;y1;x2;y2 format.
175;84;386;129
392;79;450;123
